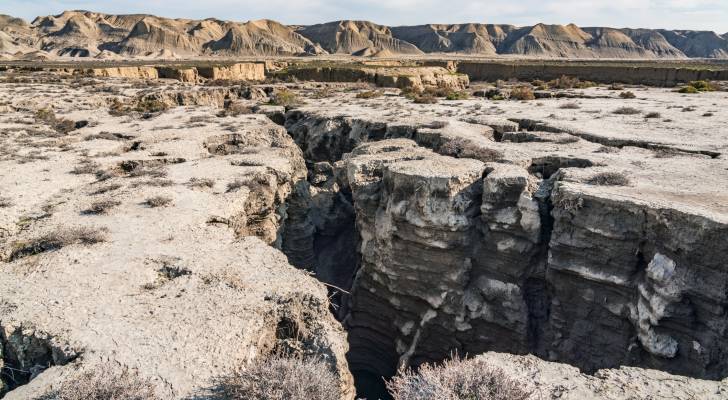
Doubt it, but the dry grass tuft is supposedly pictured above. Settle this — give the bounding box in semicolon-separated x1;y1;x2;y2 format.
559;102;580;109
188;177;215;189
612;107;641;115
38;364;155;400
8;226;107;261
387;356;532;400
0;196;13;208
71;159;101;175
439;138;503;162
212;356;339;400
83;199;121;215
355;90;384;99
619;91;636;99
587;172;631;186
145;196;173;208
509;86;535;101
645;112;661;119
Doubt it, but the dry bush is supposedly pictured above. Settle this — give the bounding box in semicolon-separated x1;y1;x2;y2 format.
8;226;107;261
71;160;101;175
269;89;302;107
83;199;121;215
213;356;339;400
608;83;625;90
355;90;384;99
387;356;532;400
587;172;631;186
509;86;535;101
439;138;503;162
38;365;155;400
188;177;215;189
34;108;80;135
0;196;13;208
548;75;594;89
678;85;699;94
645;112;661;119
144;196;172;208
559;102;580;109
219;102;253;117
612;107;641;115
445;91;469;100
90;184;122;195
619;91;636;99
412;94;438;104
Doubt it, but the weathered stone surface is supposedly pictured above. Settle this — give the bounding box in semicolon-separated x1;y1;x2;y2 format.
197;62;265;81
478;352;728;400
88;66;159;79
279;89;728;386
0;80;353;399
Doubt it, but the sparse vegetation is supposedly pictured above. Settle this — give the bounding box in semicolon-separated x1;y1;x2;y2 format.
0;196;14;208
8;226;107;261
269;89;302;107
612;107;641;115
445;91;469;101
645;112;661;119
144;196;173;208
412;94;438;104
38;364;155;400
90;184;123;195
619;91;636;99
608;83;625;90
71;159;101;175
509;86;535;101
678;80;718;94
678;85;699;94
188;177;215;189
439;138;503;162
34;108;79;135
587;171;631;186
212;356;339;400
559;102;580;109
387;356;532;400
355;90;383;99
548;75;595;89
83;199;121;215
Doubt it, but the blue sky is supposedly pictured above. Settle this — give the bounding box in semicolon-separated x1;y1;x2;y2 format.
2;0;727;32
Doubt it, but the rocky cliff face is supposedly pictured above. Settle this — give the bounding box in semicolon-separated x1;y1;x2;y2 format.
1;10;728;59
279;104;728;392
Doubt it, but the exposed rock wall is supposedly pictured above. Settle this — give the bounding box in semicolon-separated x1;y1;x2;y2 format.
197;63;266;81
285;66;469;91
88;66;159;79
281;110;728;386
457;61;728;86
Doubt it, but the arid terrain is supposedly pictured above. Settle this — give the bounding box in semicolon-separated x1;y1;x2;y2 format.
1;35;728;400
2;11;728;60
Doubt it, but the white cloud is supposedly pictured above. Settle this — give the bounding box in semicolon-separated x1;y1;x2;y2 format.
1;0;726;32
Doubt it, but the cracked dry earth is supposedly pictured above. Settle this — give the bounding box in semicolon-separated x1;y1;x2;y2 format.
1;70;728;400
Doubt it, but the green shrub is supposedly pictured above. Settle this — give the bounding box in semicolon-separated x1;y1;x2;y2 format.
678;86;699;94
688;80;717;92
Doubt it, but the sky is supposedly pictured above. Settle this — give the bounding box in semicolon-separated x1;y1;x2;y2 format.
2;0;727;32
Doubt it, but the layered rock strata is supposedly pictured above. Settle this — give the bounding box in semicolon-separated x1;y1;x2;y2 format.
281;107;728;385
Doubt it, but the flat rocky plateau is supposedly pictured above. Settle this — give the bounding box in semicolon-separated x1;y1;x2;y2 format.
0;66;727;399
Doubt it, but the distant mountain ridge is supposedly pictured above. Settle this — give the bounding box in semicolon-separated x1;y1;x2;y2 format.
0;10;727;60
